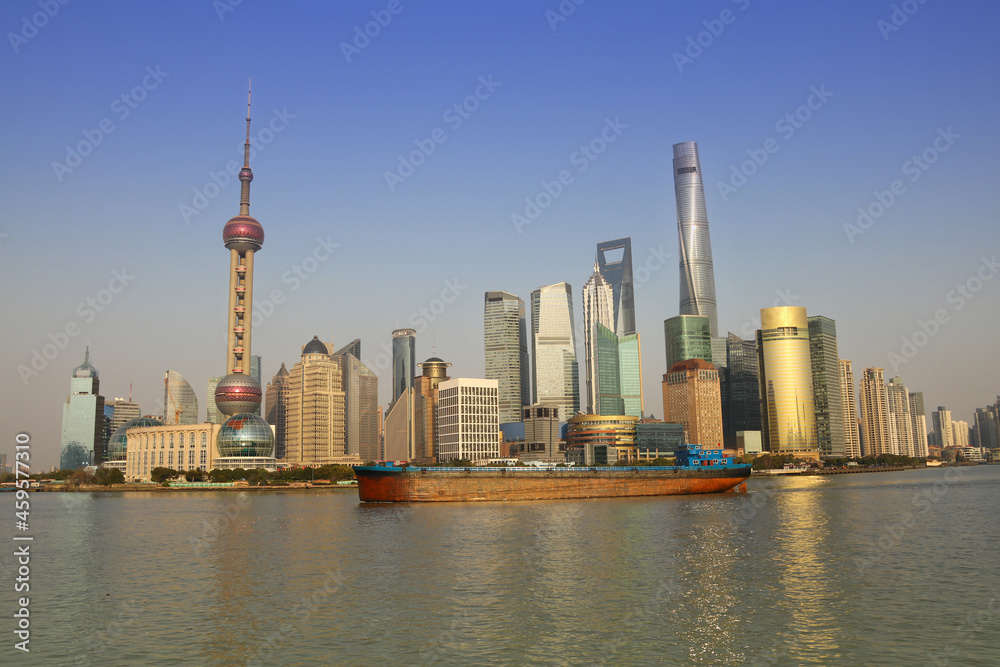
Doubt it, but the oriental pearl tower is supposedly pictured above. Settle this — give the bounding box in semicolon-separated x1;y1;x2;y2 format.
213;83;274;460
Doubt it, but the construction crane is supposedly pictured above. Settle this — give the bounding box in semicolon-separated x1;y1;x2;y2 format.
164;372;183;425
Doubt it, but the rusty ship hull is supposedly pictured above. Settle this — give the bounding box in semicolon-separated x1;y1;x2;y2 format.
354;465;751;502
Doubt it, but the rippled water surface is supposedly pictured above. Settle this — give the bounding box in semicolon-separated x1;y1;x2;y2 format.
4;466;999;665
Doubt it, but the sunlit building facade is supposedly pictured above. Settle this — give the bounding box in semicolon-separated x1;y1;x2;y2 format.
437;378;500;464
859;367;893;457
887;377;914;457
531;282;580;420
392;328;416;405
909;391;929;458
808;316;845;459
125;422;222;481
674;141;719;337
284;336;349;466
163;370;199;426
757;307;819;458
662;358;723;448
664;315;713;371
722;333;760;447
840;360;862;458
596;237;636;335
583;268;615;413
484;291;530;423
264;363;290;460
59;348;106;470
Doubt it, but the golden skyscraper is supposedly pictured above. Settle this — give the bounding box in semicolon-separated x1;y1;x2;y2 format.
757;307;819;459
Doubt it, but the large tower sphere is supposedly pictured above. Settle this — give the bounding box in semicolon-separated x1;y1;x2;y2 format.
223;214;264;252
214;372;262;416
217;413;274;458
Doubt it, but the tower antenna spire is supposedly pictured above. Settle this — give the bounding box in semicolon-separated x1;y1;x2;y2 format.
244;79;252;166
238;79;254;216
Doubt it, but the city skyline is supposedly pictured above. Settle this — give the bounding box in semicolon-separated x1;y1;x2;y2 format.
3;2;999;468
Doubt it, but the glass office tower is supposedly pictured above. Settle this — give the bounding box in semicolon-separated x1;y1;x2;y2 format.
808;316;845;458
596;237;636;335
530;282;580;420
59;347;105;470
673;141;719;337
757;307;819;457
484;291;530;424
723;333;760;444
163;370;199;426
664;314;713;370
391;328;416;405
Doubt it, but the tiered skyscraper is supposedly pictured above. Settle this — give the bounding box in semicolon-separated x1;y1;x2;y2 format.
673;142;718;337
211;85;275;461
59;347;105;469
483;292;529;424
531;282;580;420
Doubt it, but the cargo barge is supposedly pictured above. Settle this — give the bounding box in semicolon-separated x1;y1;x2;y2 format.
355;445;751;502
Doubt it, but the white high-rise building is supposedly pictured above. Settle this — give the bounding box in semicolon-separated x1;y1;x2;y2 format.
952;420;970;449
839;360;861;459
582;266;615;414
437;378;500;464
859;367;893;457
530;282;580;420
886;377;914;457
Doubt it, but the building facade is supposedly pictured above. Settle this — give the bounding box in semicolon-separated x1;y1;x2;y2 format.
530;282;580;420
583;268;615;413
164;370;199;426
722;333;760;447
886;377;915;457
757;307;819;458
264;363;290;460
808;316;845;458
338;349;380;462
909;391;929;458
206;377;224;425
284;336;347;465
662;359;724;448
414;357;451;463
437;378;500;464
483;291;530;424
840;360;862;458
932;407;954;449
59;348;106;469
125;423;222;481
673;141;719;337
596;237;636;335
664;315;713;371
391;328;416;405
109;398;141;436
859;367;893;457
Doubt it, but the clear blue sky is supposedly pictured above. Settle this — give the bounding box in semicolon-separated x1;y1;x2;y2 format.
2;0;998;468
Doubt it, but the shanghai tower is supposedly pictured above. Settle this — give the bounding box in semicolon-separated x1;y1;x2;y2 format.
673;141;719;337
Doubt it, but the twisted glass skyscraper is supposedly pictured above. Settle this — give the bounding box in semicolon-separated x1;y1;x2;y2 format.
673;141;719;337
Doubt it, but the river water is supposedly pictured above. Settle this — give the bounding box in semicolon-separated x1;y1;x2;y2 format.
4;465;998;666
